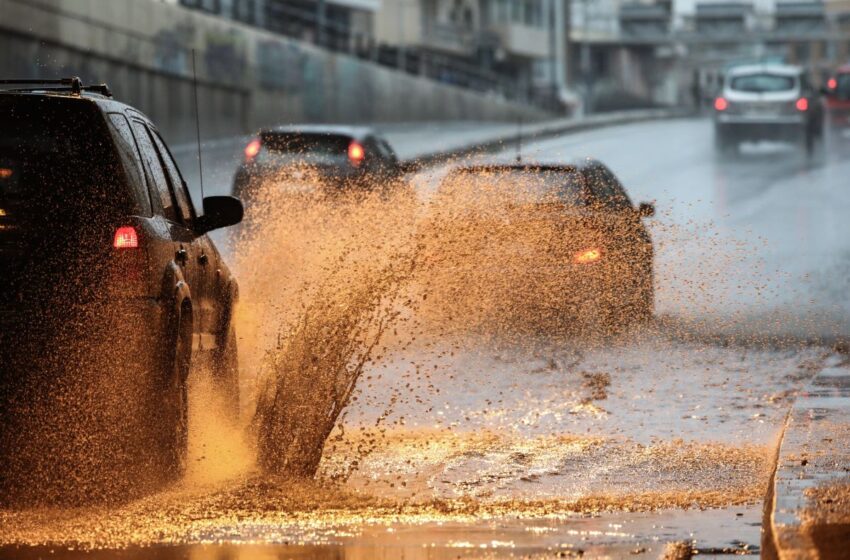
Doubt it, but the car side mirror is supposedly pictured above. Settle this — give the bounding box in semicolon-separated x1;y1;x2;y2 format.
638;202;655;218
195;196;244;234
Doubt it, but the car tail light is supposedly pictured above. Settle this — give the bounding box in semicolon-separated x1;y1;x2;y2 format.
714;97;728;112
795;98;809;112
348;141;365;167
244;138;262;161
0;168;12;179
113;226;139;249
828;78;837;90
574;248;602;264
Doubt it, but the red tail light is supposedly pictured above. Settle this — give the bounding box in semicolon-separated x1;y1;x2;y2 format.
244;138;262;161
795;98;809;112
113;226;139;249
714;97;728;112
828;78;837;90
574;248;602;264
348;141;365;167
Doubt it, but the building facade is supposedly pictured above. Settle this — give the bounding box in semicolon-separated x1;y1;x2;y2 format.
372;0;570;109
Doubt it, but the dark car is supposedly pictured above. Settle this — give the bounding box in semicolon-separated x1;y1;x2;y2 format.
0;78;243;500
431;159;655;328
232;125;403;203
821;65;850;142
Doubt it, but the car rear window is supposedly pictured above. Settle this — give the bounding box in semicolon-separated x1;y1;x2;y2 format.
440;167;587;206
0;95;136;216
730;73;796;93
259;132;352;165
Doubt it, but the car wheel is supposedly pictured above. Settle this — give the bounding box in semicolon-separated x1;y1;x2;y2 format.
158;306;191;479
212;325;240;423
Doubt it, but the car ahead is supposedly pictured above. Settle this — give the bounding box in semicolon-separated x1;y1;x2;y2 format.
430;160;655;328
821;65;850;142
0;78;243;500
713;64;823;154
232;125;403;204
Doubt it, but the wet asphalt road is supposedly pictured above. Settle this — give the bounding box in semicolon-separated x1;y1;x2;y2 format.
2;118;849;558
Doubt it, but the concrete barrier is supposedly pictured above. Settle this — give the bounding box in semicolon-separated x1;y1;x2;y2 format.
0;0;550;146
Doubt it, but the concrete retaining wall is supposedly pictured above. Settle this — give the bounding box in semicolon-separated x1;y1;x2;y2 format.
0;0;549;145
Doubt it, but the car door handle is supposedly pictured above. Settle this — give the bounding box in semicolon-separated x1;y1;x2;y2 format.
175;248;188;263
199;253;208;265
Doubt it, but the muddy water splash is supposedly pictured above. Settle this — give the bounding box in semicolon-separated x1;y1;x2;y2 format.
0;156;837;550
233;174;421;476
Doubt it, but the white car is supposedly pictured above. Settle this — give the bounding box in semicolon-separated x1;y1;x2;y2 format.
713;64;823;154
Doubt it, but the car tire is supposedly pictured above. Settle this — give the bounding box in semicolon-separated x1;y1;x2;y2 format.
212;325;240;423
156;305;191;480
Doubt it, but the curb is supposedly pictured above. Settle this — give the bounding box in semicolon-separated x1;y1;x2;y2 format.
763;361;850;560
405;108;688;167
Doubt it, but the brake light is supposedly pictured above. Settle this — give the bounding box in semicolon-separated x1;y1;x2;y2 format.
714;97;728;111
574;248;602;264
0;168;12;179
113;226;139;249
348;141;365;166
828;78;837;90
796;98;809;112
244;138;262;161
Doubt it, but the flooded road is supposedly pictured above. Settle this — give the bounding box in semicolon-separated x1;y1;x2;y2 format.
2;118;848;558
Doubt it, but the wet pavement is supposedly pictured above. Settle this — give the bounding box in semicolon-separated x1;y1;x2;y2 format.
2;118;849;558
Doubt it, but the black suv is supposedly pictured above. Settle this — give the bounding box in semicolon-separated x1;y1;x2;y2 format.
233;125;403;203
0;78;243;501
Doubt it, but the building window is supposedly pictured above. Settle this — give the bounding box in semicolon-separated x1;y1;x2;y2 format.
180;0;221;14
233;0;255;23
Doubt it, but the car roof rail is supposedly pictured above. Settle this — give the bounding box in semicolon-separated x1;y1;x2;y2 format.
0;77;112;97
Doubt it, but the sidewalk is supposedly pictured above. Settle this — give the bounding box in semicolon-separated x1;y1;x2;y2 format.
764;359;850;560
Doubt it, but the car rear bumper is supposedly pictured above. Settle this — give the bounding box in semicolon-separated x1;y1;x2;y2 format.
716;117;806;140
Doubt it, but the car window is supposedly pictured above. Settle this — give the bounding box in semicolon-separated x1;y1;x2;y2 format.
598;166;633;211
107;113;151;216
582;165;614;206
0;97;135;218
259;132;352;165
129;119;178;222
375;139;390;159
149;129;195;224
440;167;586;207
730;73;796;93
